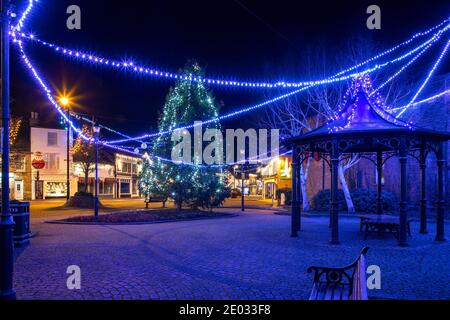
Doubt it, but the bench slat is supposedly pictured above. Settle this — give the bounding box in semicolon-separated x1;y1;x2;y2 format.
341;285;350;300
316;283;327;300
309;283;320;300
324;284;335;300
333;284;345;300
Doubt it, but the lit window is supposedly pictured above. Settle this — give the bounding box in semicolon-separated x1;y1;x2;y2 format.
47;132;58;146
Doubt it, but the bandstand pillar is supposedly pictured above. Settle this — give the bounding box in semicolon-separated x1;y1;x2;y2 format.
419;146;428;234
330;141;340;245
376;151;383;215
291;147;301;237
435;143;446;242
398;139;408;247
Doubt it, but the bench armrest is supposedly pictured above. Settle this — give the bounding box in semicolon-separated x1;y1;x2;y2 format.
307;247;369;285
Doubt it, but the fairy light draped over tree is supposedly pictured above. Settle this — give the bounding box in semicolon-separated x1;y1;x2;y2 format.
139;62;230;211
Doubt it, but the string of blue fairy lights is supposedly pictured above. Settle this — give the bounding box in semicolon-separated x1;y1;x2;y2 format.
103;30;450;144
396;38;450;117
12;1;450;90
11;0;450;167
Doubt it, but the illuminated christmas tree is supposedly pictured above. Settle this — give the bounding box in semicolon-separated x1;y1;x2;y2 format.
139;62;230;211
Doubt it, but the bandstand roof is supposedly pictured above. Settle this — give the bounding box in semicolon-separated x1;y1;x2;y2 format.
285;90;450;153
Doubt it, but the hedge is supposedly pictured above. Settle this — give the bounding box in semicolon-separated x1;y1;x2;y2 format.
312;188;396;213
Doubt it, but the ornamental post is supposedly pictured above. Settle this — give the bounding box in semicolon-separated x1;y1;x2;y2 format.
398;138;408;247
0;0;16;300
419;145;428;234
330;140;340;245
435;143;446;242
376;151;383;215
291;147;300;237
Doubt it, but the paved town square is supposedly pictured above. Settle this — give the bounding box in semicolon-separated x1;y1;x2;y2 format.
2;0;450;305
14;209;449;300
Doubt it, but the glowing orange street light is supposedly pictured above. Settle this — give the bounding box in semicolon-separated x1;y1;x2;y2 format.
58;94;72;201
59;96;70;107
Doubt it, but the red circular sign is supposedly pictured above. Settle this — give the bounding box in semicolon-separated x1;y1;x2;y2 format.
32;152;46;170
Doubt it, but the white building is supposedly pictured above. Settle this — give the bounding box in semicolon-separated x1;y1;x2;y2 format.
73;152;142;198
30;126;74;200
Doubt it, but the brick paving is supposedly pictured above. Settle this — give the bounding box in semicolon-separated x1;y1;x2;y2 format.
13;211;450;300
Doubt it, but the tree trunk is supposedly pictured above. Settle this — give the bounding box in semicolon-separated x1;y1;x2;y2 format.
84;167;89;193
338;163;355;213
299;161;311;212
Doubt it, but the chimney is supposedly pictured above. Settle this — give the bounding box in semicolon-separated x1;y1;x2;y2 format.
30;112;39;127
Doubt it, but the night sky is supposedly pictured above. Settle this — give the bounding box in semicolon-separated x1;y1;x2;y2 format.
11;0;450;138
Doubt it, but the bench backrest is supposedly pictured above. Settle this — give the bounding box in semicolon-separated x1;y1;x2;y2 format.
350;250;368;300
308;247;369;300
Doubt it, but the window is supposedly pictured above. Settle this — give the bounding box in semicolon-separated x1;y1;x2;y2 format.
47;132;58;146
120;180;131;194
45;153;60;170
119;162;132;173
12;155;26;172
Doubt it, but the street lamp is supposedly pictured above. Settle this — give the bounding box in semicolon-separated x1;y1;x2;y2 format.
59;96;72;201
93;124;101;219
236;163;247;212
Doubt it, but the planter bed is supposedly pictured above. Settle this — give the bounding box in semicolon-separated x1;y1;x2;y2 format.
48;209;236;225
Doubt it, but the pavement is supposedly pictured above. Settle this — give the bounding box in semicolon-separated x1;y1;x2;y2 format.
12;203;450;300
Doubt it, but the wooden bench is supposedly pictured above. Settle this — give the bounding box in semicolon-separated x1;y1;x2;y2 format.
358;214;412;240
145;195;167;208
307;247;369;300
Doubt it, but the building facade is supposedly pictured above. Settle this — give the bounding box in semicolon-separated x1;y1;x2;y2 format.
30;127;73;200
73;152;142;199
4;112;143;200
261;155;292;200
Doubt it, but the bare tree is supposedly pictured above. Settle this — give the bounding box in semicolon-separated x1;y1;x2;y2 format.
72;125;96;193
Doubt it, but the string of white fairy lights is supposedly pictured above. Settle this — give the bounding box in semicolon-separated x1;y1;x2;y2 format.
12;0;450;90
104;29;450;144
11;0;450;167
396;38;450;117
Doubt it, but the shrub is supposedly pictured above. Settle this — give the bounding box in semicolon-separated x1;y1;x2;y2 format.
312;188;396;213
230;188;241;198
74;191;93;198
276;188;292;205
312;189;346;211
351;188;396;213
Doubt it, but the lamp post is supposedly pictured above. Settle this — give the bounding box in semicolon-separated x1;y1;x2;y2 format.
0;0;16;300
93;124;100;218
241;168;245;212
59;96;71;201
238;163;247;212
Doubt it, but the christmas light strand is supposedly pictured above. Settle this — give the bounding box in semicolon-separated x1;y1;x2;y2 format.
390;88;450;112
13;0;35;32
396;38;450;117
15;37;144;158
372;27;448;95
106;37;441;144
12;0;450;144
149;149;292;168
14;16;450;90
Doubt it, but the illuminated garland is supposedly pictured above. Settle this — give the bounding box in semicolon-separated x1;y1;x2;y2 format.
13;8;450;90
14;37;144;159
396;39;450;117
372;26;449;96
329;74;412;133
11;0;450;167
13;0;35;32
106;38;442;144
390;88;450;112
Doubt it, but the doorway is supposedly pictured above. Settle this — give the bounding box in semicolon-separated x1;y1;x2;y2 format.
15;181;24;200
